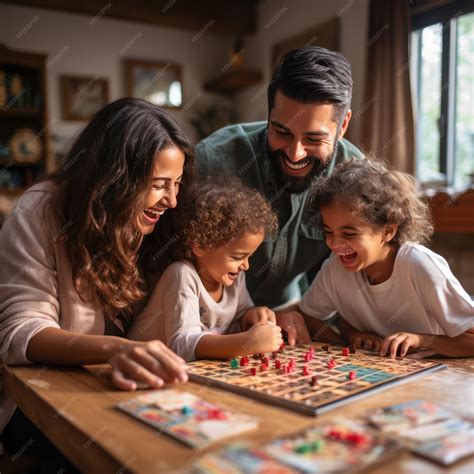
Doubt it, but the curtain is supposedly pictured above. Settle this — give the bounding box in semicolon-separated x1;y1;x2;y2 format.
359;0;415;173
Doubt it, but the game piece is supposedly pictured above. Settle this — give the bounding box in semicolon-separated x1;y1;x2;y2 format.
322;344;330;352
260;362;268;372
187;343;446;416
348;371;356;380
230;358;239;369
262;356;269;365
302;366;310;376
116;389;258;448
250;367;257;376
279;342;285;352
310;375;318;387
342;347;350;357
271;352;278;359
239;356;249;366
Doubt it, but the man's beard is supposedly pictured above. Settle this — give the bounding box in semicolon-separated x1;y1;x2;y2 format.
267;141;338;194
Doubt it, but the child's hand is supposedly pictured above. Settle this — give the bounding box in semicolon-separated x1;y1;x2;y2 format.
348;331;383;351
240;306;276;331
380;332;426;358
244;322;283;354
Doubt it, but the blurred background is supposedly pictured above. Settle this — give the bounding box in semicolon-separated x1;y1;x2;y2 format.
0;0;472;292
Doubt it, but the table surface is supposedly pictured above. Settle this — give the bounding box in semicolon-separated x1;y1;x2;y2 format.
4;356;474;473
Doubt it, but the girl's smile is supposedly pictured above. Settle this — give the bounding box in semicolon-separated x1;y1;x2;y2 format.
320;200;398;285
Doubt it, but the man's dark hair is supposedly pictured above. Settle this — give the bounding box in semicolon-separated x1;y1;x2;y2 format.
267;46;353;124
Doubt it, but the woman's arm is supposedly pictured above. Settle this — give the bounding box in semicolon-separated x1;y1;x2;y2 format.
27;327;188;389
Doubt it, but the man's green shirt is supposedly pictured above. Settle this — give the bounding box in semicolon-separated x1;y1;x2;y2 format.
195;121;364;308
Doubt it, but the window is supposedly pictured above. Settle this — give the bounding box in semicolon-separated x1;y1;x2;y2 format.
411;6;473;188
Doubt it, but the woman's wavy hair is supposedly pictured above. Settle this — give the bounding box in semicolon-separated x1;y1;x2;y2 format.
308;157;433;245
48;97;194;316
151;176;278;269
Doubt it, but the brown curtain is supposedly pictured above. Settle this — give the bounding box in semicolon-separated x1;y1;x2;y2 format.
359;0;415;173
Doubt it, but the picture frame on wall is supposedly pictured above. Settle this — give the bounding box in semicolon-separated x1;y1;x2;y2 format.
60;75;109;121
124;59;183;109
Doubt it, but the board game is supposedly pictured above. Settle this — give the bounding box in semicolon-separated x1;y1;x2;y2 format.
187;343;446;416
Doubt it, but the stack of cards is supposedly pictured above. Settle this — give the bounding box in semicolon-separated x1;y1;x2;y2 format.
368;400;474;465
116;389;258;448
196;420;399;473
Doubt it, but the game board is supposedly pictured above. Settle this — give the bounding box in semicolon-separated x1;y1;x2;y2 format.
187;343;446;416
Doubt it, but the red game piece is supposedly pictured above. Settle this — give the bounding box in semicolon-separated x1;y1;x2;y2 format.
302;366;310;376
274;359;281;369
279;342;285;352
327;359;336;369
342;347;350;357
261;356;269;365
250;367;257;376
260;362;268;371
310;375;318;386
240;356;249;366
348;371;356;380
207;408;227;420
271;352;278;359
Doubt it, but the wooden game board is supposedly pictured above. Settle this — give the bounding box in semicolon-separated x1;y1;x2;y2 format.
187;343;446;416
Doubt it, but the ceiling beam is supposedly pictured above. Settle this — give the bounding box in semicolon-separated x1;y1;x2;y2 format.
0;0;259;35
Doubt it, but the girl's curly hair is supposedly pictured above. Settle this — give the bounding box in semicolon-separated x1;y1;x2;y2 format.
308;157;433;245
156;177;278;265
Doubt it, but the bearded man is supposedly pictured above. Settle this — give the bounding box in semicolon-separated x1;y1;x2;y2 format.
195;47;363;343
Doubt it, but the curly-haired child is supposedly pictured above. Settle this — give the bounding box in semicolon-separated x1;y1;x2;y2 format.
283;158;474;358
129;178;283;361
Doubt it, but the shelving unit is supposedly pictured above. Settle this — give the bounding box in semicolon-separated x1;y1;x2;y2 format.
0;43;52;214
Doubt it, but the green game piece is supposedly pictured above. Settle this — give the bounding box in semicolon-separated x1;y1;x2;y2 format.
181;405;193;415
230;358;239;369
310;439;324;452
294;444;309;454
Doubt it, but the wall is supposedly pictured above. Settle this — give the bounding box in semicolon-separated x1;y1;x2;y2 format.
0;3;233;151
235;0;369;146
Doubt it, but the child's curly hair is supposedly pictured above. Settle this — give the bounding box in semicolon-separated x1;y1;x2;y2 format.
308;157;433;245
169;176;278;260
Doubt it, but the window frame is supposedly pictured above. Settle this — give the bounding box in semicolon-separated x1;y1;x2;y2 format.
411;1;474;187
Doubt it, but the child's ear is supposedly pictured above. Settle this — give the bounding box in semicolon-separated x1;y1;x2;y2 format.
192;245;205;257
383;224;398;243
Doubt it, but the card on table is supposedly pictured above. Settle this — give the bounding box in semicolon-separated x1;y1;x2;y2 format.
116;389;258;449
195;420;399;473
367;400;453;433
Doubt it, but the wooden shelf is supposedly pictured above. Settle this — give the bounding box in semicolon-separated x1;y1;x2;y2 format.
204;67;262;95
0;108;42;118
429;189;474;233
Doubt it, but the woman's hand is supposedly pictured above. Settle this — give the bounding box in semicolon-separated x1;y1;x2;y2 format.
240;306;276;331
110;340;188;390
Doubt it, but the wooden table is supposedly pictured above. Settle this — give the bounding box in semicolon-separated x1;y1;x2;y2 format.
4;357;474;473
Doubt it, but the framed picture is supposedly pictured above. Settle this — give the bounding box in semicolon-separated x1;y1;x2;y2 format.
60;75;109;121
124;59;183;109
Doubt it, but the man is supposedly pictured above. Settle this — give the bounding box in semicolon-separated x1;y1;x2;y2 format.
195;47;363;343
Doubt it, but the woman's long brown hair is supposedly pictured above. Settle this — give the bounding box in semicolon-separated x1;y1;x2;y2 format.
48;98;194;317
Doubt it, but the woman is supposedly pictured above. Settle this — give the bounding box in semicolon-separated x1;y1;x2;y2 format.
0;98;192;469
